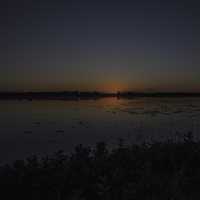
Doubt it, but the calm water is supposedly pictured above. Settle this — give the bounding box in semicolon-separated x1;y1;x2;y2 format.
1;97;200;163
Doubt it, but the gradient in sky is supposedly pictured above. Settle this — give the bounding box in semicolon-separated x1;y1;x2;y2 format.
0;0;200;92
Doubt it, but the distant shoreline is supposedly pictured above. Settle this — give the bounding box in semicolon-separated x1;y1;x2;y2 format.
0;91;200;100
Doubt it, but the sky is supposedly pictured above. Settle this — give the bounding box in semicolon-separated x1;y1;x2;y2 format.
0;0;200;92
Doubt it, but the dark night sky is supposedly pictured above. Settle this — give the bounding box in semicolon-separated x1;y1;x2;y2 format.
0;0;200;92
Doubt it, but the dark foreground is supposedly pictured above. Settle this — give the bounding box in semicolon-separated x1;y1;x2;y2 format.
1;133;200;200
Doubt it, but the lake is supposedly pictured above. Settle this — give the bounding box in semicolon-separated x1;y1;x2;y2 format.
1;97;200;163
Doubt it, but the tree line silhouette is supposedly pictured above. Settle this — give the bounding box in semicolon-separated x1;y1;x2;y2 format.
0;91;200;100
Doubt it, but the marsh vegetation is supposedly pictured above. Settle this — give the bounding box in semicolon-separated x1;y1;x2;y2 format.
1;133;200;199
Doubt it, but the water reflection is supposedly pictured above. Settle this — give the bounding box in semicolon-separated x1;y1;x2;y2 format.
0;97;200;162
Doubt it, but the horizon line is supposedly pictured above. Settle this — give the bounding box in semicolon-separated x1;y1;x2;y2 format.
0;91;200;94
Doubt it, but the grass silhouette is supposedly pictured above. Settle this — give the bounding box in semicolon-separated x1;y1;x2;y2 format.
1;132;200;199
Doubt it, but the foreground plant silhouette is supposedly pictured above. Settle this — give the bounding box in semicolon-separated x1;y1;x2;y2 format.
1;132;200;200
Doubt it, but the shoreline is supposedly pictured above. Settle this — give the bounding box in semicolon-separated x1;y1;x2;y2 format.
1;92;200;100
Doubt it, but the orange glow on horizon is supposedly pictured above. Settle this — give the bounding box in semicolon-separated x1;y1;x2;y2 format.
16;80;145;93
98;82;127;93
